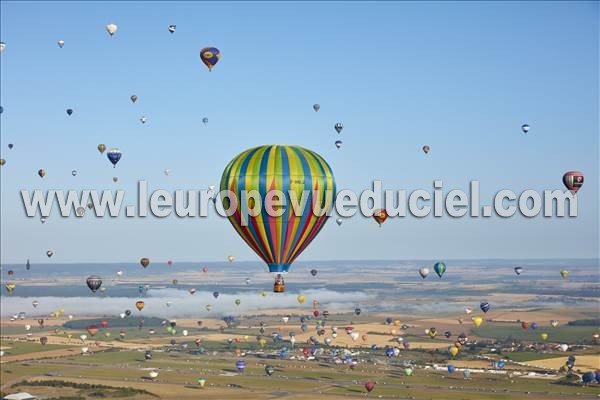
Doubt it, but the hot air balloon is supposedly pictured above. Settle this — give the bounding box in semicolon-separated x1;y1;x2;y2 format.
200;47;220;71
560;270;568;279
0;159;5;166
463;369;471;379
107;148;121;167
130;94;138;103
310;269;318;277
372;209;388;226
297;294;306;304
40;336;48;345
197;377;206;387
355;307;361;315
480;302;490;313
422;145;430;154
5;283;16;293
106;23;118;36
148;370;158;379
447;364;456;373
46;250;54;257
202;267;208;273
313;104;320;112
235;299;241;306
404;367;413;376
0;42;5;53
551;320;559;328
86;276;102;293
335;140;343;149
235;359;246;372
530;322;538;330
212;291;219;299
66;109;73;116
32;300;39;308
57;40;65;48
514;266;523;275
563;171;584;194
449;346;459;357
419;267;430;279
189;288;197;295
433;262;446;278
87;324;99;336
521;124;530;133
336;218;342;225
38;169;46;178
140;116;148;124
135;301;145;311
365;381;375;393
472;317;483;327
521;322;529;330
202;117;209;125
220;145;335;292
168;25;176;33
582;371;595;384
540;332;549;341
8;143;13;150
265;365;275;376
140;258;150;268
334;123;343;133
227;255;236;262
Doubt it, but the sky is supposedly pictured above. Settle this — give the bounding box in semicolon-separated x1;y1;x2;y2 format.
0;1;598;263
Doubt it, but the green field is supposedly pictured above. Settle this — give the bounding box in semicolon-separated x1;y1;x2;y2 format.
472;324;597;343
0;339;72;356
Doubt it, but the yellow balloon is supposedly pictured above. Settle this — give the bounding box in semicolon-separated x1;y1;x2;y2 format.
449;346;459;357
297;294;306;304
260;291;268;297
540;333;549;341
472;317;484;327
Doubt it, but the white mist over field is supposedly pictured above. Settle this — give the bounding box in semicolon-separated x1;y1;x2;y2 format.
0;289;375;318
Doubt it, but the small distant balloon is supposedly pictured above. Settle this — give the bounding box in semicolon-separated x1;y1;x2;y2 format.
0;159;5;166
112;176;118;183
107;148;122;167
521;124;530;134
46;250;54;258
57;40;65;48
76;207;85;217
140;116;148;124
140;258;150;268
0;42;5;53
130;95;138;103
8;143;14;150
97;144;106;154
433;261;446;278
310;269;318;276
168;25;176;33
227;255;235;262
334;123;343;133
38;169;46;178
202;117;208;125
514;266;523;275
335;140;343;149
71;170;77;176
422;145;430;154
336;218;342;226
200;47;220;71
419;267;430;279
563;171;584;194
106;23;118;36
313;104;320;112
372;209;388;226
66;109;73;116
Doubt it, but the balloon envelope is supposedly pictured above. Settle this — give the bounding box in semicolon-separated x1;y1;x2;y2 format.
220;145;335;276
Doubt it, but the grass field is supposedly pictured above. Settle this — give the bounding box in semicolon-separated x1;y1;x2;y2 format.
471;324;597;343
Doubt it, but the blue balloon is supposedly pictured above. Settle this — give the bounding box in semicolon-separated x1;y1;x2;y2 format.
236;359;246;372
213;291;219;299
530;322;538;330
107;148;122;167
497;361;505;369
595;370;600;383
385;347;394;357
447;365;456;373
385;317;392;324
480;302;490;313
582;371;595;384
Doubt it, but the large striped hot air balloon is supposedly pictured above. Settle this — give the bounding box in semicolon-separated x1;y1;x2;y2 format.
220;145;336;292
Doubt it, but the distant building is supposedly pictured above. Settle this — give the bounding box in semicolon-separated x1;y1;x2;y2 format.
3;393;37;400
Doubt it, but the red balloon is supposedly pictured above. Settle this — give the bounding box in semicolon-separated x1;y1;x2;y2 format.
313;310;320;317
521;321;529;330
101;320;108;328
373;209;389;226
365;381;375;392
302;348;309;357
563;171;584;194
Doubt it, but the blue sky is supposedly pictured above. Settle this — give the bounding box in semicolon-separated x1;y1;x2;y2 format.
1;1;598;263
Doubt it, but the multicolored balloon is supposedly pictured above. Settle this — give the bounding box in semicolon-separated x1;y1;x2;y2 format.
220;145;335;292
433;261;446;278
200;47;220;71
